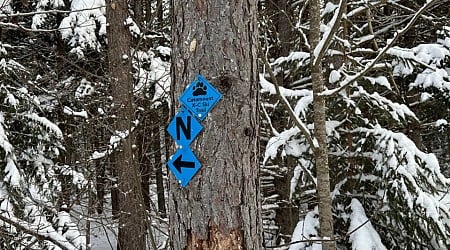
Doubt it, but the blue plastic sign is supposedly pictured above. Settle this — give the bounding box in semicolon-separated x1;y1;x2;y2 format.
179;74;222;121
167;148;202;187
167;106;203;147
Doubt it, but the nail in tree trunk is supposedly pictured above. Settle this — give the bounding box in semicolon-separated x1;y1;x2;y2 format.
309;0;335;249
169;0;262;249
106;0;146;249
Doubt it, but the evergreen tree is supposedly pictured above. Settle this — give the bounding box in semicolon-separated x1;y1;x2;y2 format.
261;0;450;248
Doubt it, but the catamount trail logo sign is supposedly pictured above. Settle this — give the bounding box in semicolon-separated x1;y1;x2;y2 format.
167;74;222;187
179;74;222;121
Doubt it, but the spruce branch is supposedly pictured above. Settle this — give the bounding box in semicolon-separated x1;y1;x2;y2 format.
258;42;318;153
322;0;440;97
0;214;73;250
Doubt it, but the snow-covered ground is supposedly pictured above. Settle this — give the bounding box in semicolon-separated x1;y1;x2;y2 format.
76;185;168;250
87;214;117;250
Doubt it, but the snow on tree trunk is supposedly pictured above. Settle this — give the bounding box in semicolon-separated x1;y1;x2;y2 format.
169;0;262;249
106;0;146;249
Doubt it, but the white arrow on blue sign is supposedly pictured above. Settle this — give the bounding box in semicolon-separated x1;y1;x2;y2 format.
179;74;222;121
167;148;202;187
166;106;203;147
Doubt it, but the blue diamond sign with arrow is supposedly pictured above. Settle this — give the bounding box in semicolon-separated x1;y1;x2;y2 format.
179;74;222;121
167;106;203;147
167;148;202;187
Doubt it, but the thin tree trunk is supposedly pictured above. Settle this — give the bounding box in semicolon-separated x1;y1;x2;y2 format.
309;0;335;249
139;140;152;213
158;102;170;218
267;0;293;58
86;179;93;250
133;0;144;25
274;156;299;243
170;0;262;249
136;105;153;212
154;108;166;217
156;0;163;24
96;159;105;214
106;0;146;248
110;154;119;218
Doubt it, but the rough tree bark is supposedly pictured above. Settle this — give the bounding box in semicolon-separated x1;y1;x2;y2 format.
169;0;262;249
106;0;146;249
309;0;335;249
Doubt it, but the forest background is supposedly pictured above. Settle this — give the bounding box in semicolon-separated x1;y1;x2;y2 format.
0;0;449;249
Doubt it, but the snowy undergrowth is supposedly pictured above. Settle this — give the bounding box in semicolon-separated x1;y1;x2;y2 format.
262;21;450;248
59;0;106;58
1;82;88;249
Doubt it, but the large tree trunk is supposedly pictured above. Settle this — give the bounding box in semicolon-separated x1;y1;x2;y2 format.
106;0;146;249
309;0;335;249
169;1;262;249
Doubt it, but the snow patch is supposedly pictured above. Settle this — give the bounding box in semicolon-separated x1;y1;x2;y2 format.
64;106;88;119
412;68;450;94
59;0;106;56
75;79;95;98
24;113;63;137
91;150;106;160
0;0;13;13
289;208;321;250
260;75;312;98
4;156;21;187
329;70;341;84
0;113;13;154
364;76;391;90
264;127;300;164
272;51;310;65
435;119;448;127
348;199;387;250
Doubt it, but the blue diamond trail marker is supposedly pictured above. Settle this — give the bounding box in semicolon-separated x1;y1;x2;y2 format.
167;74;222;187
167;106;203;147
167;148;202;188
179;74;222;121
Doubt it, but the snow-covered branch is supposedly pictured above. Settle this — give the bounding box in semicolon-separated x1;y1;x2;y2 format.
0;6;105;18
259;43;318;153
0;22;57;32
313;0;347;67
322;0;440;97
0;214;76;250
